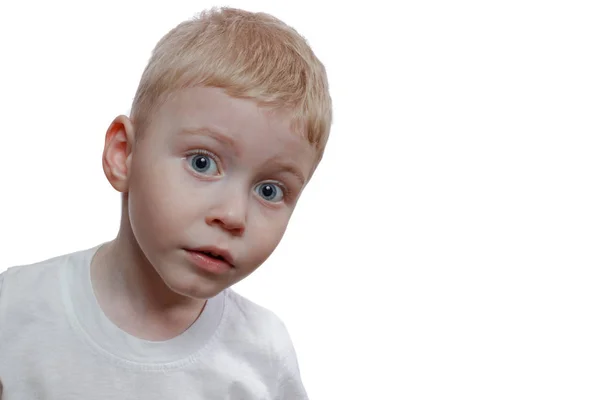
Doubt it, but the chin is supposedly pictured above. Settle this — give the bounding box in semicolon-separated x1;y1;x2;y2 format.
166;274;227;300
184;286;223;300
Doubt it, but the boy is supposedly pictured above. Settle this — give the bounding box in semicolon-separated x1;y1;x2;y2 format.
0;7;331;399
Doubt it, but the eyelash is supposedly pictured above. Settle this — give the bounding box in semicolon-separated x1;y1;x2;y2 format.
259;180;291;202
185;149;222;173
184;149;292;202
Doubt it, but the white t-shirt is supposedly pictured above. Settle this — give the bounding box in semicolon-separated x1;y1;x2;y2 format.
0;245;308;399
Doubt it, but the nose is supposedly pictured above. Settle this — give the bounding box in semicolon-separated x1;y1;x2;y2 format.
205;192;247;236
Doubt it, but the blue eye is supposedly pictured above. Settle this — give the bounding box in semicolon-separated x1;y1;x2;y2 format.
188;153;219;175
255;182;284;202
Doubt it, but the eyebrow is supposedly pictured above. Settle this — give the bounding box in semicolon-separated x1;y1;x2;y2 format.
180;126;240;156
266;157;307;187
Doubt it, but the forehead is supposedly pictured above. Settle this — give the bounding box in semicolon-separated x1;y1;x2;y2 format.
152;87;312;156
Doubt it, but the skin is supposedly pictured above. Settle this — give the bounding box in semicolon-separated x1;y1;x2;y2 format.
92;86;317;341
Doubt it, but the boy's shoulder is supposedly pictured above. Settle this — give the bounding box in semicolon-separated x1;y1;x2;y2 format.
218;288;305;389
0;248;88;350
0;249;73;289
0;248;88;326
0;247;89;294
220;288;298;356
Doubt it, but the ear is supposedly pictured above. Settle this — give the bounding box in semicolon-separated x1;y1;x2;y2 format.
102;115;136;193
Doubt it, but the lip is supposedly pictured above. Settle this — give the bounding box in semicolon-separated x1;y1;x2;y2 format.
184;247;235;275
189;246;234;266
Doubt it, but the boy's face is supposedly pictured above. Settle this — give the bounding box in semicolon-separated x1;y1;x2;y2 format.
120;87;316;300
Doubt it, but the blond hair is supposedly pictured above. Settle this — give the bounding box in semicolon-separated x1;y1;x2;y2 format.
131;7;332;161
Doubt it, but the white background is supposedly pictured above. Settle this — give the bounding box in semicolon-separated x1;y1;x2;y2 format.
1;0;599;398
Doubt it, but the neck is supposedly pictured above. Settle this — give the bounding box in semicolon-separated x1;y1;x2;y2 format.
90;196;206;340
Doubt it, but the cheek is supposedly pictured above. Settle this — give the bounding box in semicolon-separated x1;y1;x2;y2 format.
245;211;291;265
128;158;189;247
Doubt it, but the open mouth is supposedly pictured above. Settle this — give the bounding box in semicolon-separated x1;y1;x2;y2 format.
197;250;225;261
185;246;234;271
186;248;234;274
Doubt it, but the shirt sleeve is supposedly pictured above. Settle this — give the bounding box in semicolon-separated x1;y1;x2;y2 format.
275;324;309;400
276;354;310;399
